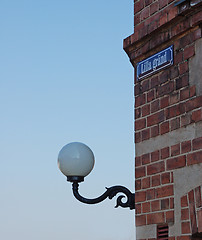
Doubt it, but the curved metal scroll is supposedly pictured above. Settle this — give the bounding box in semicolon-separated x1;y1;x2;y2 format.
72;182;135;210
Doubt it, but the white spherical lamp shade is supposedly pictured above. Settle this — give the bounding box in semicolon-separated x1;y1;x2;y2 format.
58;142;95;178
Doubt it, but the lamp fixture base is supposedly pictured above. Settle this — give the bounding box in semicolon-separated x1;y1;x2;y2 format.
67;176;84;183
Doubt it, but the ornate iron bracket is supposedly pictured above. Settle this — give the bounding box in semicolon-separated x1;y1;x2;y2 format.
72;182;135;210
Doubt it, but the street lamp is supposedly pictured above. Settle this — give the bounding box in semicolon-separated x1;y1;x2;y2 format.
58;142;135;210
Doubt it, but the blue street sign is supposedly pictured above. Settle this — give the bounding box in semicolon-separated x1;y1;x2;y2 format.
136;45;173;81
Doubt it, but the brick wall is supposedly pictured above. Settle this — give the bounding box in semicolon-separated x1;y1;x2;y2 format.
181;186;202;236
124;0;202;239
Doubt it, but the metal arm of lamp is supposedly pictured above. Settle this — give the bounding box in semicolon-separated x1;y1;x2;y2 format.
58;142;135;210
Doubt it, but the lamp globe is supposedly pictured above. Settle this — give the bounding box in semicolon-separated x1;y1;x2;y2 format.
58;142;95;182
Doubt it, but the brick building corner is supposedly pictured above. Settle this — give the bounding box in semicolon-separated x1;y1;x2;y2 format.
124;0;202;239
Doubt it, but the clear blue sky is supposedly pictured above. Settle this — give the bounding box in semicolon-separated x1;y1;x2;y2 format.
0;1;135;240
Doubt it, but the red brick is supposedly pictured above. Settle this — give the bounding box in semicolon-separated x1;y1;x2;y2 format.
142;41;150;54
176;75;189;90
166;210;174;223
180;87;190;101
190;85;196;98
179;103;186;114
160;121;169;135
170;92;180;105
179;61;188;75
195;186;202;208
181;208;190;220
137;24;148;40
184;45;195;60
134;13;141;25
142;177;150;189
142;104;150;117
170;65;179;79
135;131;141;143
142;153;150;165
165;104;181;119
159;13;167;26
147;110;164;127
136;191;146;203
147;188;156;200
135;203;141;214
181;113;191;127
171;143;180;156
161;172;170;184
135;108;141;119
151;125;159;137
135;83;141;96
135;118;146;130
161;147;170;159
136;166;146;178
181;140;191;154
142;201;150;213
151;99;159;113
151;150;159;162
170;118;180;131
188;190;194;203
189;202;197;234
181;222;191;234
147;161;165;175
187;151;202;165
191;109;202;123
170;197;174;209
135;179;141;191
159;0;167;9
142;128;150;141
150;2;159;15
186;96;202;112
161;198;169;209
145;0;152;7
141;7;150;21
172;20;190;38
134;1;144;14
135;94;146;107
136;215;146;226
180;33;194;48
151;75;159;88
181;195;188;207
193;27;202;41
149;11;161;23
168;5;178;21
147;212;164;224
147;19;158;35
197;209;202;232
156;185;174;198
159;69;170;84
171;172;174;183
192;9;202;26
135;156;141;167
176;236;191;240
151;200;160;211
160;96;169;109
174;50;183;64
152;174;161;187
147;89;155;102
158;81;174;96
166;155;186;170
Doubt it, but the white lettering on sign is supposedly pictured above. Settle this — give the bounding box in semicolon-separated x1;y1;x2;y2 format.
153;52;167;69
141;61;152;74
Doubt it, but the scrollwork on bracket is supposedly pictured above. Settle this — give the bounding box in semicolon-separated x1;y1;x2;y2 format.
72;182;135;210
